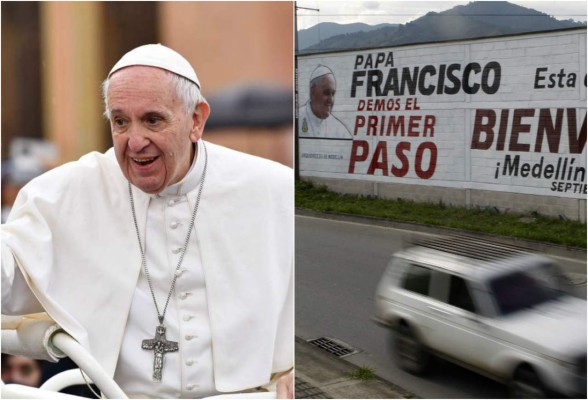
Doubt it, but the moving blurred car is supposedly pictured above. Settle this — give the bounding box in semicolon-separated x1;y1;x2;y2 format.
374;235;586;398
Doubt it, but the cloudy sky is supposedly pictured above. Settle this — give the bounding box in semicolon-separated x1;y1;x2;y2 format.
296;1;587;30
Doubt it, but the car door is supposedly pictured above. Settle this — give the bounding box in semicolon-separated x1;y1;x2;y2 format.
396;263;446;345
425;271;497;370
396;263;434;322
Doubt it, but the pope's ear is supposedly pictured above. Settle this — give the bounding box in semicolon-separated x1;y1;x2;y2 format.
189;102;210;143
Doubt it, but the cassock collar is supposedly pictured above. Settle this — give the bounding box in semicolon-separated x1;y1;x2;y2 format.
155;139;205;198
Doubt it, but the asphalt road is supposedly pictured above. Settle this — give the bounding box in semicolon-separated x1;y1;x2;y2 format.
295;214;587;399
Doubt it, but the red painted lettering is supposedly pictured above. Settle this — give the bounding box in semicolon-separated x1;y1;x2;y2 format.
348;140;369;173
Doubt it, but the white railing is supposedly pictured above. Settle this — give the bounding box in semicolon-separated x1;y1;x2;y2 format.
2;315;276;399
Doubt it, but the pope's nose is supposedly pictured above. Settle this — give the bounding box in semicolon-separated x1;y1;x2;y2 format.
128;128;150;152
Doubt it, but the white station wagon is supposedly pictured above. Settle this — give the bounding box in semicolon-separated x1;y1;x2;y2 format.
374;236;586;398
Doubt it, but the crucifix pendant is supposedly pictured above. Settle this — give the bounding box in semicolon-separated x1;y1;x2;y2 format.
141;324;179;382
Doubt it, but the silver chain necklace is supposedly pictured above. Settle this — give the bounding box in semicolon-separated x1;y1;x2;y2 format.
128;142;208;382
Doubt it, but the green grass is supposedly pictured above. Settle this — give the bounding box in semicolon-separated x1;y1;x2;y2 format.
296;179;586;248
348;366;376;381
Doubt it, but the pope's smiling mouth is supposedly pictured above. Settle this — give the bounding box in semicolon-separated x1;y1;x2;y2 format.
132;156;158;166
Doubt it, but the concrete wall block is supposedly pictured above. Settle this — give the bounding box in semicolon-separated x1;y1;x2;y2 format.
572;203;583;222
378;182;466;206
307;177;374;197
306;177;585;221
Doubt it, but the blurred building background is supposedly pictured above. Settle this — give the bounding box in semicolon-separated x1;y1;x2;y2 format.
1;1;294;169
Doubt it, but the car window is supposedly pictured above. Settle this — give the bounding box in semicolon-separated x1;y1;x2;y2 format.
489;263;565;316
402;264;431;296
448;275;476;313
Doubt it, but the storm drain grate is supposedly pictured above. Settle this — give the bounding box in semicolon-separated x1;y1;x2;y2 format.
295;377;332;399
307;337;358;358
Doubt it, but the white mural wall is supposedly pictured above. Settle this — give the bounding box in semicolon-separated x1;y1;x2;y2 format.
297;29;587;199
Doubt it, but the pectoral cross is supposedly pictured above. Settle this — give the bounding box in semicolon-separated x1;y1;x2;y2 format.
142;324;179;382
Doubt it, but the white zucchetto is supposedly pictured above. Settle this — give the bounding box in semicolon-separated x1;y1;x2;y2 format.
310;64;334;81
109;44;201;89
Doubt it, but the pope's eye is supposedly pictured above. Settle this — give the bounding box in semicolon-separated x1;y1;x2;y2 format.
146;116;162;125
114;118;125;126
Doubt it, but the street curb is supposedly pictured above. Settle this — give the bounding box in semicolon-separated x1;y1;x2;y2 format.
295;208;587;260
295;336;416;399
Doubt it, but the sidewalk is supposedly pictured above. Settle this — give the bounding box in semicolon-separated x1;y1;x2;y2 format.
295;337;414;399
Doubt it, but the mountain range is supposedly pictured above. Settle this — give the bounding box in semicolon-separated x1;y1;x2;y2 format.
297;22;398;50
298;1;586;53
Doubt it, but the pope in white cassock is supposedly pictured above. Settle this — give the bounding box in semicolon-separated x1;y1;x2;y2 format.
298;65;352;140
1;44;294;399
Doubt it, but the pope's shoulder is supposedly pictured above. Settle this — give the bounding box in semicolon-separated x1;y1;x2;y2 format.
41;147;116;175
20;149;123;196
204;141;293;187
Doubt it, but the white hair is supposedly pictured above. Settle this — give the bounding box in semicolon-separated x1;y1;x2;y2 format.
101;70;206;119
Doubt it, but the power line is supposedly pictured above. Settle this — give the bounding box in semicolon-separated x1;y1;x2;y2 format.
296;5;320;12
297;13;587;17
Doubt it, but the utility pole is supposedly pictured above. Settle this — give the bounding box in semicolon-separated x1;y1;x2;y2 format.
294;2;319;180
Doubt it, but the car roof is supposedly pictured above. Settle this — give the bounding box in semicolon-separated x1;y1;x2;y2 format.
395;235;550;280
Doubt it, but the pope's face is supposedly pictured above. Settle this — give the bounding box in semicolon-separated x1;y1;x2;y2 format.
310;74;336;119
107;66;209;194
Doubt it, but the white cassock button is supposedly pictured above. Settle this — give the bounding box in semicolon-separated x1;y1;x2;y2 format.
186;359;194;366
170;221;179;229
186;384;198;391
172;247;182;254
168;199;177;207
183;315;193;321
175;269;184;277
179;292;190;300
185;334;197;340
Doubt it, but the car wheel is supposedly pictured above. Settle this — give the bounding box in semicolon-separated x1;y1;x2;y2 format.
509;366;548;399
394;323;429;375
